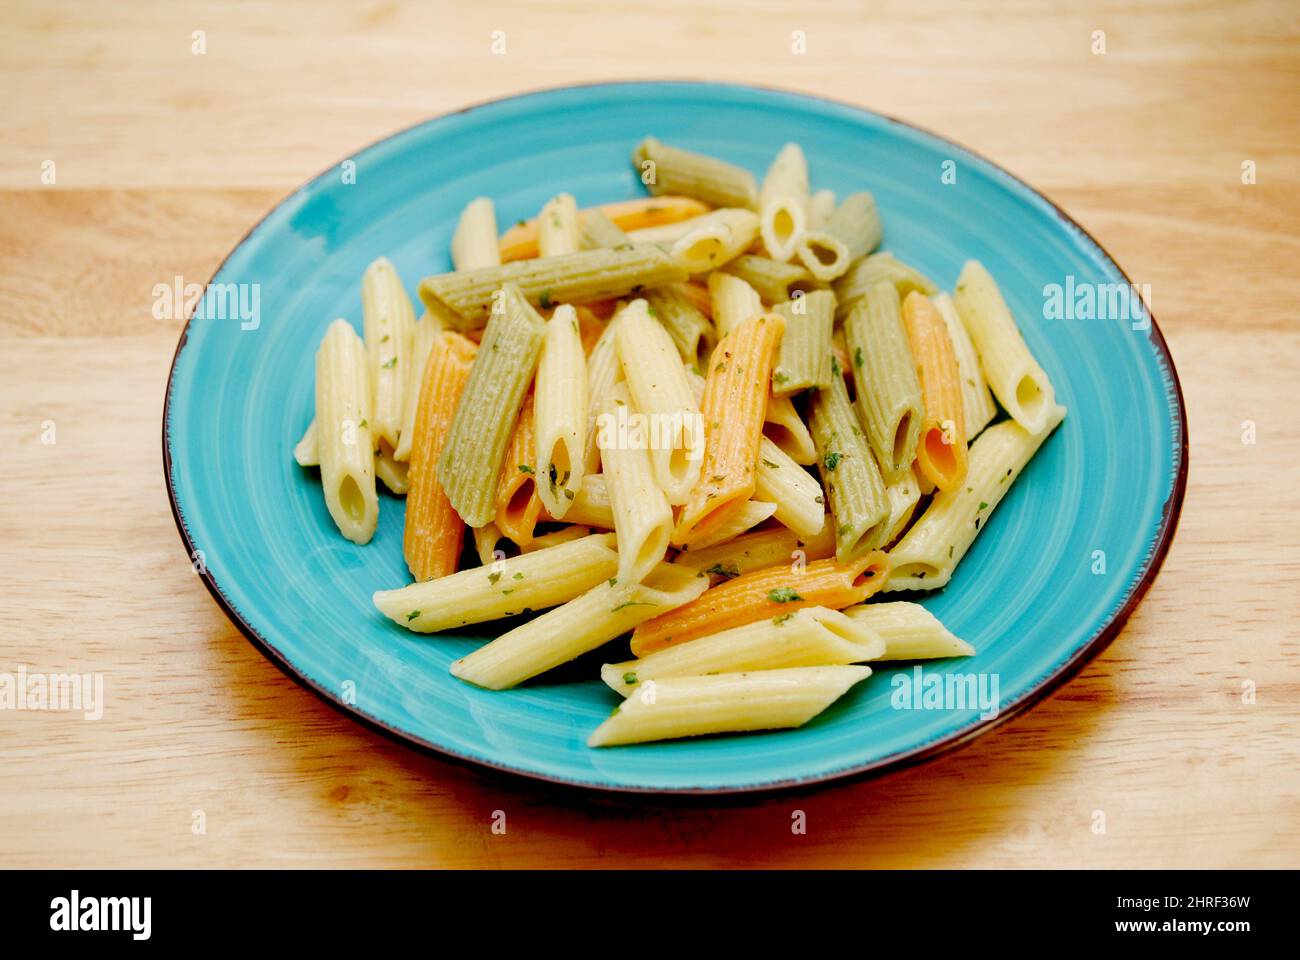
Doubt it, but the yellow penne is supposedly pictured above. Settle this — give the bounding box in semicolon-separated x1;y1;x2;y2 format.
842;601;975;660
314;319;379;544
535;304;588;518
361;257;417;450
452;197;502;271
754;437;826;538
763;390;817;465
759;142;809;262
597;383;674;584
673;524;837;583
707;271;763;339
537;193;581;257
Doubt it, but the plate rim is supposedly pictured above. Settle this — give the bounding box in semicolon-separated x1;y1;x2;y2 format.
162;79;1189;796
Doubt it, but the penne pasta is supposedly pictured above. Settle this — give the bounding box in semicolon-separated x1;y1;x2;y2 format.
535;304;588;518
451;562;706;690
520;524;592;553
579;209;631;250
361;257;416;450
763;390;818;465
953;259;1057;434
807;189;836;232
759;142;809;262
809;367;890;561
404;331;479;580
903;291;968;492
674;312;785;546
833;252;938;321
825;192;883;263
437;282;546;527
771;289;835;395
537;193;580;258
419;245;688;330
886;405;1066;591
721;254;819;304
632;137;759;210
598;383;674;584
587;665;872;746
843;282;924;481
472;522;509;567
500;195;711;262
393;311;446;462
374;532;619;631
674;524;837;583
880;466;922;548
629;551;889;656
554;473;614;529
451;197;502;271
314;319;379;544
707;270;763;339
754;436;826;538
293;418;318;467
644;285;717;372
603;606;885;696
668;208;761;274
795;231;851;282
494;391;544;547
933;292;997;441
842;601;975;660
614;299;704;503
580;309;624;475
374;444;409;495
687;500;778;550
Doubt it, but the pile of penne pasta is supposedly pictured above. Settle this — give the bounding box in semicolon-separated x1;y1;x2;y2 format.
294;136;1065;748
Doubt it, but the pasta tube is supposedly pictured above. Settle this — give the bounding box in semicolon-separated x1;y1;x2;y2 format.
674;524;836;583
437;282;546;527
587;665;872;747
759;142;809;262
668;208;761;274
581;310;624;474
721;254;818;304
598;383;674;584
808;189;836;230
537;193;580;257
825;192;883;262
886;406;1066;590
393;311;445;462
933;292;997;441
630;551;890;656
880;466;922;548
953;259;1057;434
293;418;318;467
494;391;543;547
471;522;508;567
763;391;817;465
707;271;762;339
419;245;688;330
404;331;479;580
551;473;614;529
771;289;835;395
500;196;710;262
361;257;416;450
603;606;885;696
687;500;778;550
674;312;785;546
795;231;851;282
615;300;704;503
535;304;588;518
833;252;938;321
451;197;502;271
632;137;759;210
374;532;619;631
579;209;630;250
450;562;706;690
903;291;968;492
314;319;379;544
520;524;591;553
374;445;409;495
809;368;890;561
843;282;923;481
842;601;975;660
754;437;826;538
644;286;717;371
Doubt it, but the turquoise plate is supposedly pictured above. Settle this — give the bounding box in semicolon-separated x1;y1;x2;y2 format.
164;82;1186;793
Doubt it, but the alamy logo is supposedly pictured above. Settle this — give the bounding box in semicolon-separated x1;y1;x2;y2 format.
152;275;261;330
1042;275;1151;329
50;890;151;940
0;666;103;720
890;665;1000;720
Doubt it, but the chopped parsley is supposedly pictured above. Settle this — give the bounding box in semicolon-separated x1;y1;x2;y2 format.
823;451;842;471
406;610;420;621
772;613;794;626
517;464;535;475
704;563;740;580
767;587;803;604
381;357;397;369
854;347;864;367
622;672;638;685
488;571;502;585
762;458;780;469
539;289;553;309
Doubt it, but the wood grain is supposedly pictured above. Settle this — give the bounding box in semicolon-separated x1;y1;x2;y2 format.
1;0;1297;868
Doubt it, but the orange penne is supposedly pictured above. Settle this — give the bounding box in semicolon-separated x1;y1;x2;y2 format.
404;331;478;581
498;196;711;262
673;312;785;546
629;551;890;656
495;391;544;546
902;291;968;492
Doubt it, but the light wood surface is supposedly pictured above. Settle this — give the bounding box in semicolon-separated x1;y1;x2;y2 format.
2;0;1297;868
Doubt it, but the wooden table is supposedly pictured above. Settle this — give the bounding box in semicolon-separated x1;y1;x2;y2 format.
3;0;1297;868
